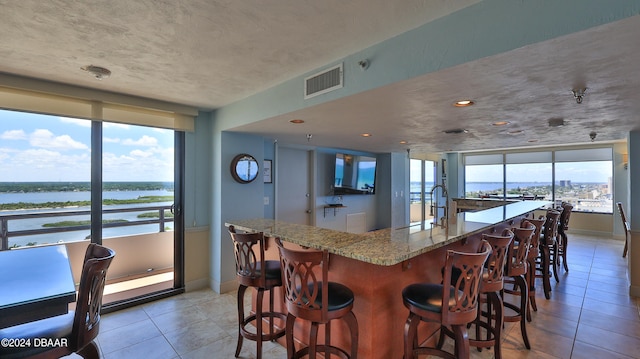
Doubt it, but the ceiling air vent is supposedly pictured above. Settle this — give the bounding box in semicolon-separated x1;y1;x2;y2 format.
304;63;343;99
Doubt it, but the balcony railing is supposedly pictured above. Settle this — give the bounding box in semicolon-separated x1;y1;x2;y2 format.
0;205;174;251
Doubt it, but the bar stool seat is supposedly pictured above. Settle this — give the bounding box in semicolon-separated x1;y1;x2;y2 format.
229;226;286;359
276;238;358;359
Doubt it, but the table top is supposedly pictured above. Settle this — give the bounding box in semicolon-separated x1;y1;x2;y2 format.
227;200;551;266
0;245;76;310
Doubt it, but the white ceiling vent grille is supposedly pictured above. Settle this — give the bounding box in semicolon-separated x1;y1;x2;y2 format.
304;63;343;99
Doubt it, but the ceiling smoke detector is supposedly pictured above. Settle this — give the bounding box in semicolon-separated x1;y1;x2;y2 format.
81;65;111;80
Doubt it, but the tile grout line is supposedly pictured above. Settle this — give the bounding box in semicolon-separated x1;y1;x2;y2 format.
567;239;596;359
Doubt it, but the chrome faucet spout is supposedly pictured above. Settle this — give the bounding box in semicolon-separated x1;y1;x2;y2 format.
429;184;449;233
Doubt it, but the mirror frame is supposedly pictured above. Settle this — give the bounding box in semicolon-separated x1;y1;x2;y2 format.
230;153;259;183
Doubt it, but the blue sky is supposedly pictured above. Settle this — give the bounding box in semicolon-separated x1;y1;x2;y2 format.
0;109;174;182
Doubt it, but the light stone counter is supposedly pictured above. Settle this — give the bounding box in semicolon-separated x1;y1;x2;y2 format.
227;200;551;266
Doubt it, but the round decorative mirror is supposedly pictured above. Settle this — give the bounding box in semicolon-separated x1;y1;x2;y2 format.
230;154;259;183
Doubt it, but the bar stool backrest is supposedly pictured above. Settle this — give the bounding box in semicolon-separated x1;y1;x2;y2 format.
441;240;491;325
481;230;514;293
541;210;561;246
229;225;269;288
507;221;535;277
525;216;545;257
559;202;573;232
276;238;331;323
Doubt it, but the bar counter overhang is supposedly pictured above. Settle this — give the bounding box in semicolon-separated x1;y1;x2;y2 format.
226;200;551;358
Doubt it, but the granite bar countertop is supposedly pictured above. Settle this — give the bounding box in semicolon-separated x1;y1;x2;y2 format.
226;200;551;266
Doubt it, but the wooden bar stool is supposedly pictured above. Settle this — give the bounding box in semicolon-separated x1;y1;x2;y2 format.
229;226;286;359
502;221;535;350
276;238;358;359
441;231;513;359
524;216;545;321
617;202;631;258
536;210;561;299
557;202;573;272
403;240;491;359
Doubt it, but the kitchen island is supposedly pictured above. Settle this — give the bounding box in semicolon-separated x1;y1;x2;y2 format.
227;200;551;358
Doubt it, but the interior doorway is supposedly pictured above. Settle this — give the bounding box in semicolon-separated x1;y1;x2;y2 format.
276;147;312;225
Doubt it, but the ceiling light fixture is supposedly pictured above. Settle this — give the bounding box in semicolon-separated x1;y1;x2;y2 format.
289;119;305;124
399;140;408;144
81;65;111;80
361;133;372;137
453;100;474;107
492;121;510;126
508;129;524;135
572;87;587;104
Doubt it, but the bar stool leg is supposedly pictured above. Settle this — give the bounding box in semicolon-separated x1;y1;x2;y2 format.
285;314;296;359
235;285;247;357
345;311;359;359
255;288;264;359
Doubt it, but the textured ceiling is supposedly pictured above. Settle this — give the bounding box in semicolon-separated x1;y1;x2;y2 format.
0;0;478;109
1;1;639;156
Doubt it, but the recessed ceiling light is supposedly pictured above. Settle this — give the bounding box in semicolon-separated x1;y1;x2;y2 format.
289;119;305;124
361;133;372;137
399;140;408;144
493;121;510;126
527;139;539;143
453;100;474;107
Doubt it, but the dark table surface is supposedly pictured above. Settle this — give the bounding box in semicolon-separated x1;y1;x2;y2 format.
0;245;76;328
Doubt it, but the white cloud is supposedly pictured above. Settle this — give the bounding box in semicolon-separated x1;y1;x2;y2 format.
0;148;91;181
104;137;121;143
122;135;158;146
1;129;27;140
29;129;89;150
130;149;154;158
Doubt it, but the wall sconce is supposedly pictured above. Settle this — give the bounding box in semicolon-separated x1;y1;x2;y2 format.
623;153;628;170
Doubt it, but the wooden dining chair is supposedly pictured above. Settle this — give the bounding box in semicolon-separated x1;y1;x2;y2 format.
0;243;115;359
617;202;631;258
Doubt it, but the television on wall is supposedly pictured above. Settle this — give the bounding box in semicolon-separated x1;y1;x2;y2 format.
333;153;377;195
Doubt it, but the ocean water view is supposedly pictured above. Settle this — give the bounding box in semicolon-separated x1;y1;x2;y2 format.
1;183;174;248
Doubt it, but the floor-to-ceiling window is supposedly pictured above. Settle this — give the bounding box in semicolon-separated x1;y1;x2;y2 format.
554;148;613;213
0;107;186;308
410;158;435;223
464;147;613;213
0;110;91;249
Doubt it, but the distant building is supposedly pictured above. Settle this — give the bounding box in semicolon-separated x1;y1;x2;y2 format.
559;180;571;187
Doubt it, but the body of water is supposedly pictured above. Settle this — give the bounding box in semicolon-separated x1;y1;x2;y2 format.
1;190;174;248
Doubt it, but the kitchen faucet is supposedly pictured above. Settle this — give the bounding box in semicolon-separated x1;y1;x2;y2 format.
429;184;449;237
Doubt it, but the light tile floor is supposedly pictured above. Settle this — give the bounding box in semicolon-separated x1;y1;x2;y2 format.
90;233;638;358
